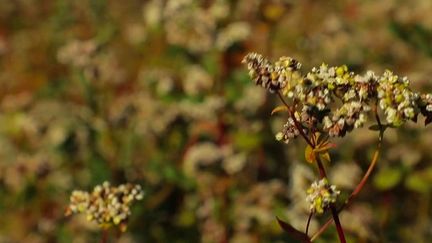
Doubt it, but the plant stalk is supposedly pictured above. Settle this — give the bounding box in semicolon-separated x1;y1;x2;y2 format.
315;156;346;243
311;108;384;241
101;229;108;243
276;91;346;242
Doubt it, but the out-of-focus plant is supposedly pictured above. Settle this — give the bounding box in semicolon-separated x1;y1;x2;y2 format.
243;52;432;242
65;182;144;242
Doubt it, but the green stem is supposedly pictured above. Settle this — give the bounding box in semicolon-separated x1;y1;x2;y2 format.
78;70;97;112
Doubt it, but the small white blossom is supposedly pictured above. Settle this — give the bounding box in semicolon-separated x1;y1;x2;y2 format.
306;179;340;214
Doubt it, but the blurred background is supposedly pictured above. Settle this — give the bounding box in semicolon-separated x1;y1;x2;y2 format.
1;0;432;242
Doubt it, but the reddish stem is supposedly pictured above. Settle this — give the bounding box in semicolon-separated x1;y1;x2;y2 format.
311;142;382;241
311;109;384;241
276;92;314;147
101;229;108;243
315;156;347;243
276;91;346;242
330;205;346;243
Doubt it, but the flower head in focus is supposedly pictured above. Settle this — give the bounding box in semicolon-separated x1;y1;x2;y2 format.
306;179;340;214
242;52;301;93
243;52;432;141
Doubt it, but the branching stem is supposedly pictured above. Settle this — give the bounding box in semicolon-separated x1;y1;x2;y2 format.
276;91;346;243
311;106;384;242
315;156;347;243
276;92;314;147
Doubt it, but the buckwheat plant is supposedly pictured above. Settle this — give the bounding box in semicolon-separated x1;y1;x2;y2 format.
65;182;144;241
243;52;432;242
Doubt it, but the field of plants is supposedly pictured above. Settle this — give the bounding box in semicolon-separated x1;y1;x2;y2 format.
1;0;432;242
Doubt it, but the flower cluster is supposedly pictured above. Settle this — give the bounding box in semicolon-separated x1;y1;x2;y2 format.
65;182;144;232
275;117;302;144
243;53;432;139
377;70;418;126
306;179;340;214
323;101;370;137
242;52;301;93
419;93;432;125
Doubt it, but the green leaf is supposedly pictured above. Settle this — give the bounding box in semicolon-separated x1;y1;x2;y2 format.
233;131;261;151
368;124;381;131
319;152;331;163
405;167;432;193
373;167;403;190
405;174;429;193
368;124;388;131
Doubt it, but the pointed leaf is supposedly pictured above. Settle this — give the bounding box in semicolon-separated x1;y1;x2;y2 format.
369;124;389;131
276;217;311;243
314;143;336;153
305;145;316;163
368;124;381;131
319;152;331;163
271;105;289;115
316;133;329;146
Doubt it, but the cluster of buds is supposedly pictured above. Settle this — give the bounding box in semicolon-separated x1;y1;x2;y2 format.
306;179;340;215
243;53;432;140
243;52;301;93
418;93;432;124
275;117;301;144
377;70;418;126
323;101;370;137
65;181;144;232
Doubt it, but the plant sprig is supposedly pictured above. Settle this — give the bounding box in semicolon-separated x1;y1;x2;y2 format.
242;52;432;242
